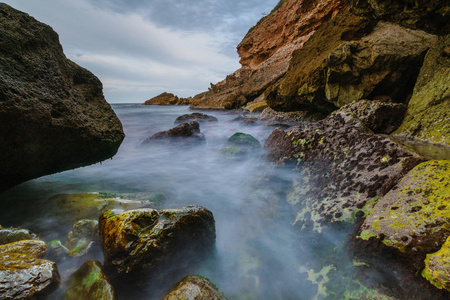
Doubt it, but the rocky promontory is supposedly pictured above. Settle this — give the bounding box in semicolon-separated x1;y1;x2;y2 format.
0;3;125;192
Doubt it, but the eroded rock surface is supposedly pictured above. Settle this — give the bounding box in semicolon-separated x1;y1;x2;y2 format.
258;107;325;126
0;4;125;192
163;275;227;300
142;121;206;145
423;237;450;291
174;112;218;124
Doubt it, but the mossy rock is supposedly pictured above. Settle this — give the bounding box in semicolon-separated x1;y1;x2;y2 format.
0;225;38;245
64;260;116;300
422;236;450;291
225;132;261;150
358;160;450;260
219;147;246;160
163;275;227;300
0;239;47;258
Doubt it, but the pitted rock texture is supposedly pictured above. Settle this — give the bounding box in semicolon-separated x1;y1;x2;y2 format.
358;160;450;268
0;4;125;192
174;112;218;124
337;99;407;134
352;0;450;35
265;111;424;232
144;92;190;106
99;206;216;277
258;107;325;126
163;275;227;300
189;0;348;109
142;121;206;145
422;237;450;291
394;34;450;147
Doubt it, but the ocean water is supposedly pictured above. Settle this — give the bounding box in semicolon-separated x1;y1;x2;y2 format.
0;104;395;299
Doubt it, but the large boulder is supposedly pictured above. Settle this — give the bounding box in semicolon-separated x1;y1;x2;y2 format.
174;112;218;124
393;34;450;146
163;275;227;300
265;111;424;232
144;92;190;105
0;239;47;258
422;237;450;292
0;4;125;192
99;205;216;277
64;260;116;300
142;121;206;145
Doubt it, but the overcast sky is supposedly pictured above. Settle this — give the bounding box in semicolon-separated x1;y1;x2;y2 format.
3;0;279;103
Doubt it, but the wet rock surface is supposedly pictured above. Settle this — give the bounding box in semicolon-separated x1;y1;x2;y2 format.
219;132;261;160
144;92;190;106
265;111;424;232
0;226;38;245
65;219;99;257
64;260;116;300
0;240;47;258
99;205;216;277
174;112;218;124
0;4;125;192
163;275;227;300
142;121;206;145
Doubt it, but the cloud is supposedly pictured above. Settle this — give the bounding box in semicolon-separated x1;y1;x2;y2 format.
2;0;279;103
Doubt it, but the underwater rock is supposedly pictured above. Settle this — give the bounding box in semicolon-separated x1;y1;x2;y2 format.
99;205;216;277
0;226;38;245
258;107;325;126
337;99;407;134
357;160;450;270
265;111;424;232
144;92;190;105
0;4;124;192
66;219;99;257
142;121;206;146
64;260;116;300
47;240;70;261
394;34;450;147
0;239;47;258
174;112;218;124
422;237;450;291
163;275;227;300
0;253;60;299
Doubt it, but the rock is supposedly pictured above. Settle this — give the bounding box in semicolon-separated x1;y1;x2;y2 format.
422;237;450;291
243;94;268;113
265;111;424;232
163;275;227;300
258;107;325;126
190;0;349;109
219;147;247;160
47;240;70;261
0;226;38;245
352;0;450;35
99;205;216;277
0;239;47;258
0;253;60;299
66;219;99;257
357;160;450;270
267;10;436;112
64;260;116;300
337;99;407;134
224;132;261;153
142;121;206;146
0;4;125;192
144;92;190;106
174;112;218;124
394;34;450;147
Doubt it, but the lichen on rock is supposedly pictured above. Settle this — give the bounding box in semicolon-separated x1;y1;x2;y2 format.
422;237;450;291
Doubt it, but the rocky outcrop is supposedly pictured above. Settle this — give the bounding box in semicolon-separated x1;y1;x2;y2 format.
352;0;450;35
142;121;206;145
0;4;125;192
190;0;349;109
258;107;325;126
144;92;190;105
265;111;424;232
99;206;216;277
393;34;450;146
174;112;218;124
64;260;116;300
163;275;227;300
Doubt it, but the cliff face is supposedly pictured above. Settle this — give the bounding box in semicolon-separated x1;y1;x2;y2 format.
0;4;125;192
190;0;348;109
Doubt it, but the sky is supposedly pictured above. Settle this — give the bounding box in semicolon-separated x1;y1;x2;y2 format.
3;0;279;103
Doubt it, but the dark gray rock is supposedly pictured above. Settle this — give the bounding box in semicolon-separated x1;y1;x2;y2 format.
142;121;206;145
174;112;218;124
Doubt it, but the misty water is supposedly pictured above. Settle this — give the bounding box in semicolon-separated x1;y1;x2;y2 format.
0;104;386;299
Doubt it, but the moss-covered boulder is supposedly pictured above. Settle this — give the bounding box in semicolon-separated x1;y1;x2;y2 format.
0;225;38;245
337;99;407;134
0;239;47;258
142;121;206;146
393;35;450;147
66;219;99;257
219;133;261;160
422;237;450;291
99;205;216;277
163;275;227;300
357;160;450;268
64;260;116;300
265;111;424;232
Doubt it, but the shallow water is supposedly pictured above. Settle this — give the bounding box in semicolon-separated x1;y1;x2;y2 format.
0;104;394;299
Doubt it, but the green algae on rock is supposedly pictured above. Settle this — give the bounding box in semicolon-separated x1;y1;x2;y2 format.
0;225;38;245
64;260;116;300
99;206;216;277
358;160;450;263
66;219;99;257
225;132;261;150
422;237;450;291
163;275;227;300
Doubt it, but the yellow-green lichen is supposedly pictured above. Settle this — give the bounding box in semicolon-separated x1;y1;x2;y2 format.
421;237;450;291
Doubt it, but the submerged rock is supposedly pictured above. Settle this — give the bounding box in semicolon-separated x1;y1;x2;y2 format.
163;275;227;300
142;121;206;146
144;92;190;105
174;112;218;124
0;226;38;245
64;260;116;300
265;111;424;232
0;4;124;192
99;205;216;277
66;219;99;257
219;132;261;161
